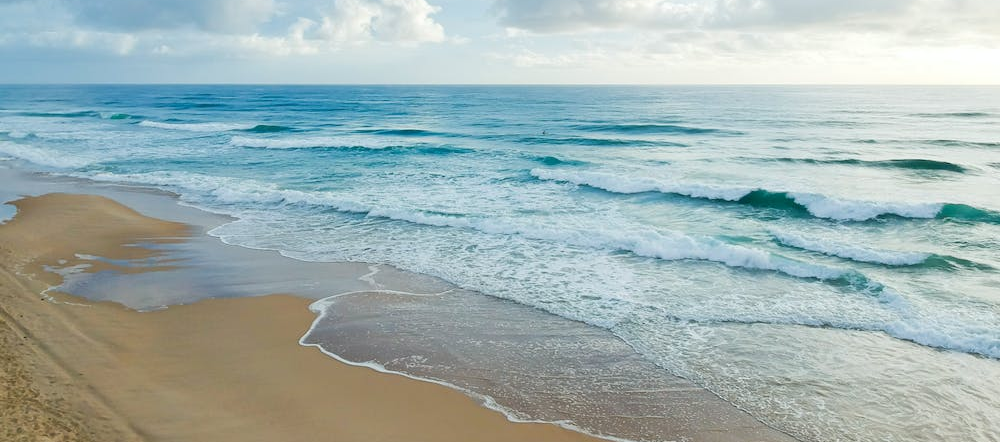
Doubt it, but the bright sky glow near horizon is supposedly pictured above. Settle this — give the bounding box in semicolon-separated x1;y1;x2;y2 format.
1;0;999;84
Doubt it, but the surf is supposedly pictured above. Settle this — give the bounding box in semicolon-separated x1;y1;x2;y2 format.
138;120;260;132
531;169;1000;223
753;157;968;173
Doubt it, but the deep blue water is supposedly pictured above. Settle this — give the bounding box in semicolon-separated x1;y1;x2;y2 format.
2;85;999;441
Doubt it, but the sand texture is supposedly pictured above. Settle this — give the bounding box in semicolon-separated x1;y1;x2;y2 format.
0;193;601;442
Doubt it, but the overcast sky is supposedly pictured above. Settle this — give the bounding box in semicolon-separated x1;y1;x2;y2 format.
1;0;998;84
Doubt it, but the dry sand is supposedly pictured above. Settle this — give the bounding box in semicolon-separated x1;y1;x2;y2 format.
0;193;601;442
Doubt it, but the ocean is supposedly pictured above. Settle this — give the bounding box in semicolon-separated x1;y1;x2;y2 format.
1;85;999;441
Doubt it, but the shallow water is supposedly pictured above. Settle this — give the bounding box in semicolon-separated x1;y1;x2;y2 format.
1;85;999;441
0;201;15;224
303;290;796;442
2;168;793;441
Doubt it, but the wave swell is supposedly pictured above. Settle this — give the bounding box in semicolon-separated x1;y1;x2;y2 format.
78;170;863;283
771;230;930;266
243;124;295;133
138;120;259;132
355;128;442;137
104;113;142;120
0;141;94;169
16;110;102;118
229;136;471;154
72;170;1000;360
759;157;967;173
911;112;991;118
571;123;742;136
531;169;999;223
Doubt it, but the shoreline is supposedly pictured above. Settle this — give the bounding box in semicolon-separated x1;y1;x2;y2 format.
0;192;604;442
0;166;799;442
1;84;998;442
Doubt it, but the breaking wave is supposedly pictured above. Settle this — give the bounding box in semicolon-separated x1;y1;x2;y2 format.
531;169;1000;223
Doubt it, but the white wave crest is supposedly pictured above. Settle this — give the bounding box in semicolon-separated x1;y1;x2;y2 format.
786;193;943;221
2;131;35;139
531;168;946;221
885;314;1000;359
229;135;404;149
139;120;257;132
78;170;848;281
0;141;93;169
531;168;752;201
76;170;1000;359
772;230;930;265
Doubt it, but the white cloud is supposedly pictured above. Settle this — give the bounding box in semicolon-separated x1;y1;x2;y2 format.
237;18;321;56
0;0;448;58
233;0;449;56
491;0;1000;35
0;0;997;83
63;0;280;34
317;0;446;43
493;0;705;32
485;0;1000;84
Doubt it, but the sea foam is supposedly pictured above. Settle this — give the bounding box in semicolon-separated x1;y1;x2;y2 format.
531;169;949;221
0;141;93;169
230;135;401;149
772;230;930;266
74;170;1000;361
138;120;258;132
80;170;852;282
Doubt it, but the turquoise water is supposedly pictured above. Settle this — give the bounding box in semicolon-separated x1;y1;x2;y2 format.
2;85;999;441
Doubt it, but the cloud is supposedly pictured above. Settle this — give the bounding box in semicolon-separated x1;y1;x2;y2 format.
485;0;1000;84
1;0;997;83
63;0;280;34
493;0;703;32
53;0;448;43
317;0;446;43
27;29;139;55
491;0;997;34
234;0;447;56
0;0;448;58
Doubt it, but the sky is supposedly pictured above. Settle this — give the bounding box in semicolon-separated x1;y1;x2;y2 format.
0;0;998;84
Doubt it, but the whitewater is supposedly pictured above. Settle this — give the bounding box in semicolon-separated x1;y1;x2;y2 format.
1;85;999;442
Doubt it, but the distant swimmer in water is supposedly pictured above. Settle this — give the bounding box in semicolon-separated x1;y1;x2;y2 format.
542;130;548;135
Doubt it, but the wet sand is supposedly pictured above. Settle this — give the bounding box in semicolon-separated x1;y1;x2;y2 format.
0;193;601;442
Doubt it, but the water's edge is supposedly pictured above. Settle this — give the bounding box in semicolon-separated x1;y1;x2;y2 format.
3;166;796;442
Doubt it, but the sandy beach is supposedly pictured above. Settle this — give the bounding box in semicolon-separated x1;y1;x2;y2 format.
0;193;601;442
2;78;998;442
